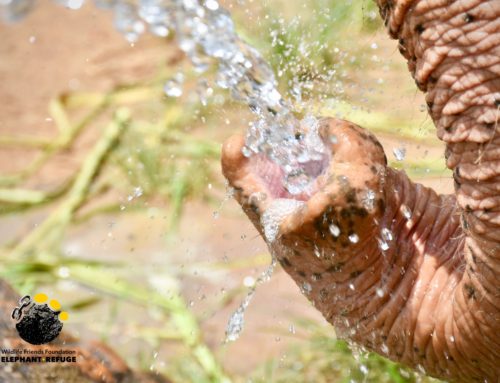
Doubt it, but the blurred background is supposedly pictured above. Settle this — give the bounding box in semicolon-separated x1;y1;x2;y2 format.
0;0;451;381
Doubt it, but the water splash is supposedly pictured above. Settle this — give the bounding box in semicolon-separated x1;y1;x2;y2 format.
163;72;184;97
301;282;312;295
378;238;389;251
226;198;304;342
155;0;328;194
348;233;359;244
1;0;328;194
0;0;34;21
225;256;277;342
225;289;254;342
381;227;393;242
212;182;234;219
362;189;376;210
261;198;304;242
401;204;412;219
393;146;406;161
329;223;340;237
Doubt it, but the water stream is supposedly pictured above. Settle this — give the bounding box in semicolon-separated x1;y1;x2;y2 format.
1;0;328;194
225;256;276;342
1;0;329;341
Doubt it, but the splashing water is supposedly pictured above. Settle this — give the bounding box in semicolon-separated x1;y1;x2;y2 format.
1;0;328;194
0;0;34;21
329;223;340;237
226;197;305;341
3;0;329;343
393;146;406;161
225;256;277;342
261;198;305;242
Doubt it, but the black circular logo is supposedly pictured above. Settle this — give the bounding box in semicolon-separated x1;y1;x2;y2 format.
11;295;68;345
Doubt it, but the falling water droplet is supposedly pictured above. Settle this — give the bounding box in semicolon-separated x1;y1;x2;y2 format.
301;282;312;295
164;74;184;97
380;343;389;354
243;276;255;287
196;79;213;105
241;146;252;157
399;368;411;378
379;239;389;251
416;364;426;374
393;147;406;161
58;267;70;278
401;204;412;219
226;258;277;342
314;247;321;258
381;228;393;242
66;0;84;10
348;233;359;244
360;364;369;374
204;0;219;11
362;189;376;209
113;2;145;42
128;186;143;201
329;224;340;237
226;301;248;342
133;186;143;198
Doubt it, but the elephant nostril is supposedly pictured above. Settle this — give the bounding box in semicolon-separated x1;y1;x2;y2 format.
248;145;330;200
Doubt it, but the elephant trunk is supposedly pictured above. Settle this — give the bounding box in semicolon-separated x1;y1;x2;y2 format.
376;0;500;379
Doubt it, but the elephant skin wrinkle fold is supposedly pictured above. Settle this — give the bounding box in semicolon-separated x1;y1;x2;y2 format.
222;0;499;382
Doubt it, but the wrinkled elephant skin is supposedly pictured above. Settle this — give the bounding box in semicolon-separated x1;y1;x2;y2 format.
221;0;500;382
